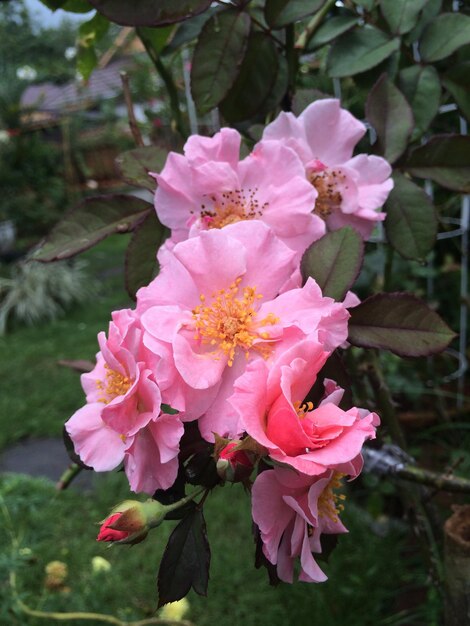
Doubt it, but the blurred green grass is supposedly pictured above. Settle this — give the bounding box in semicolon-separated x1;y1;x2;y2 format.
0;235;440;626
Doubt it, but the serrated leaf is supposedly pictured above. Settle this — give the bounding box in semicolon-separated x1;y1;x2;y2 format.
366;74;414;164
348;293;456;356
191;9;251;115
125;211;167;299
261;54;289;113
157;508;210;607
384;173;437;261
404;135;470;193
405;0;440;43
116;146;168;191
220;32;279;123
307;15;359;50
398;65;440;140
327;26;400;78
300;228;364;301
442;62;470;123
380;0;428;35
265;0;325;29
33;195;152;262
420;12;470;63
163;8;216;55
77;12;109;80
88;0;211;27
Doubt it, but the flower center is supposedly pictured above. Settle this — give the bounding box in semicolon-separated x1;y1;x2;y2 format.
318;472;346;523
294;400;314;418
192;277;279;366
96;365;132;404
308;168;345;219
199;189;267;229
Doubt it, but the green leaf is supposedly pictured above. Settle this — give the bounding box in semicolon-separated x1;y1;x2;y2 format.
348;293;456;356
191;9;251;115
125;211;167;300
384;173;437;261
62;0;93;11
40;0;92;11
351;0;375;10
327;26;400;78
307;15;359;50
404;135;470;193
137;25;175;60
77;12;110;80
220;32;279;123
261;54;289;113
420;12;470;63
32;195;152;262
398;65;440;140
380;0;428;35
161;403;179;415
405;0;440;43
442;62;470;123
292;88;332;115
163;9;216;55
77;44;97;82
157;508;210;607
265;0;325;29
300;228;364;301
88;0;211;27
366;74;414;164
116;146;168;191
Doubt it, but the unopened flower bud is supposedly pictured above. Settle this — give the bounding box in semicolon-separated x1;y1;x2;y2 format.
216;441;254;483
97;499;167;545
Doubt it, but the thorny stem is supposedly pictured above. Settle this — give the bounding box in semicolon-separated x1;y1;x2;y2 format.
295;0;337;50
120;72;145;147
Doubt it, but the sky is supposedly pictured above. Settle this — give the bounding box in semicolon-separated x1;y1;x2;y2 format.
24;0;93;28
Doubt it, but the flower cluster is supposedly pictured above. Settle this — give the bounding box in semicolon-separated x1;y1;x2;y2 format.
67;100;390;583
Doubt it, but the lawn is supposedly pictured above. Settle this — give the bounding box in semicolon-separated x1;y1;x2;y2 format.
0;235;440;626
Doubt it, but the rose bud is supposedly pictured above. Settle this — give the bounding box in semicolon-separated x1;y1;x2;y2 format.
216;441;254;484
97;499;167;545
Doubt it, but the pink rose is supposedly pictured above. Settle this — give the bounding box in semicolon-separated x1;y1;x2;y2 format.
262;99;393;239
66;309;184;494
252;466;349;583
138;222;349;441
230;340;379;476
152;127;325;256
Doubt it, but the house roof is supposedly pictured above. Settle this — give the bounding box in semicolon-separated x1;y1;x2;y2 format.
20;57;132;115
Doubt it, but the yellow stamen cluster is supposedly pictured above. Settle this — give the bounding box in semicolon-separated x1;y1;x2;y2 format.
198;189;267;229
192;278;279;366
96;364;132;404
308;169;345;218
294;400;314;419
318;472;346;523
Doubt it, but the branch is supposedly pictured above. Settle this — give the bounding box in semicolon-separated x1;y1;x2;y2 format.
363;445;470;494
120;72;145;148
295;0;336;50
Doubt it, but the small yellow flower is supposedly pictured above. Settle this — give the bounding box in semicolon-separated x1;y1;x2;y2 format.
91;556;112;574
159;597;190;621
44;560;68;590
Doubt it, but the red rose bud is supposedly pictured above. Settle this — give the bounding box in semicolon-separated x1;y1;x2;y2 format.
97;499;167;545
216;442;254;483
97;513;131;543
